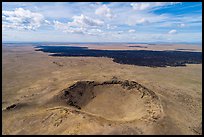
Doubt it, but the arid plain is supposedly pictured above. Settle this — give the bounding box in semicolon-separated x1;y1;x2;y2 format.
2;43;202;135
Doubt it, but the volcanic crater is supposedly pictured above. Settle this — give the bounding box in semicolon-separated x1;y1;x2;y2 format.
59;79;163;122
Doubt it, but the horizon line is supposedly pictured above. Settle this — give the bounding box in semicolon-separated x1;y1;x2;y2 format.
2;41;202;44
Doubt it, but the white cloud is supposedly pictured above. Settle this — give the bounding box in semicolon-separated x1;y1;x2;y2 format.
130;2;181;11
178;23;186;28
168;29;177;34
87;29;103;35
106;24;117;29
53;14;104;35
2;8;48;30
126;17;151;26
53;20;66;30
131;3;151;10
136;18;149;24
53;20;86;34
95;5;113;18
128;29;136;33
71;14;104;27
91;28;102;33
65;27;86;34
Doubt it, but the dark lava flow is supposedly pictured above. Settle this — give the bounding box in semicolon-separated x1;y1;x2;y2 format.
35;46;202;67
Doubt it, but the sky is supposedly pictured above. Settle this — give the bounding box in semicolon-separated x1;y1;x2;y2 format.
2;2;202;43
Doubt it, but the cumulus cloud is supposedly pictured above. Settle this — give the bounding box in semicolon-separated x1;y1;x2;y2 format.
53;14;104;35
95;5;113;18
53;20;86;34
2;8;48;30
128;29;136;33
71;14;104;27
168;29;177;34
130;2;181;11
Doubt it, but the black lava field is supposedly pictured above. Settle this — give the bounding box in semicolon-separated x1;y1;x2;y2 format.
35;46;202;67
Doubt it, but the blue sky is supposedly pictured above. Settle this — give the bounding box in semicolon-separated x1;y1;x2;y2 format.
2;2;202;43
